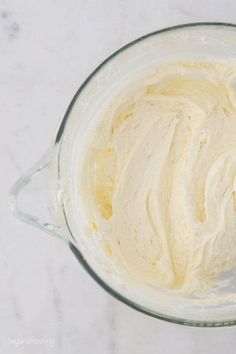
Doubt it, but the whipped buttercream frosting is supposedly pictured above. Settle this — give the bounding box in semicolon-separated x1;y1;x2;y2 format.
79;60;236;295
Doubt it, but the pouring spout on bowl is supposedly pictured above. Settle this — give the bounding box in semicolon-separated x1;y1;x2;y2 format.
9;144;71;244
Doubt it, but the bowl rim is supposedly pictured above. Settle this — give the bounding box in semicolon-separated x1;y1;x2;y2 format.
57;22;236;327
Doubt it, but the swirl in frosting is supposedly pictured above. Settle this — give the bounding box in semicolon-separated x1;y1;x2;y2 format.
80;61;236;294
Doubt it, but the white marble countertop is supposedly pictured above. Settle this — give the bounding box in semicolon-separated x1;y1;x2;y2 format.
2;1;236;353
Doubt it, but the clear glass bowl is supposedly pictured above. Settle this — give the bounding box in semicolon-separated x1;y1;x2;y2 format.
9;23;236;327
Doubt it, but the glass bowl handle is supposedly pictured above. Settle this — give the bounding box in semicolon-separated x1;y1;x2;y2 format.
9;146;70;243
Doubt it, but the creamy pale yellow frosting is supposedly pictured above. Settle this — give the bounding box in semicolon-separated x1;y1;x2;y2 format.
80;60;236;295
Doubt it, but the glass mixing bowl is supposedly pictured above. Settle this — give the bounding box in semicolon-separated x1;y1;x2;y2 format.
10;23;236;327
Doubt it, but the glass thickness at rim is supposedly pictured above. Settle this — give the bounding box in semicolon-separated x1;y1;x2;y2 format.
58;22;236;327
